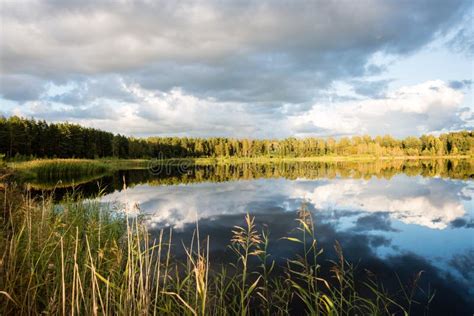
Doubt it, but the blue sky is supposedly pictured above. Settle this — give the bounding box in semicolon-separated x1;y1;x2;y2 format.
0;0;472;138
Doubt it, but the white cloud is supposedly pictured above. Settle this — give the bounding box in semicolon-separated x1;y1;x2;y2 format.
5;79;471;138
290;80;470;137
121;84;287;137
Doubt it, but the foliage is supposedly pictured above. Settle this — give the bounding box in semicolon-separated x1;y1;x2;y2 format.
1;116;473;160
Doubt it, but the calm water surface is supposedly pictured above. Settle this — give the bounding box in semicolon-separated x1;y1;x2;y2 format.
31;160;474;314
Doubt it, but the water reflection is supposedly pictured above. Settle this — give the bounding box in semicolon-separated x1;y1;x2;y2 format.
26;158;473;193
139;199;474;315
24;159;474;313
96;168;474;314
293;177;470;229
102;175;471;230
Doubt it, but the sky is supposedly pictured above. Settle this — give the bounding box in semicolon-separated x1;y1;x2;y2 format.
0;0;473;138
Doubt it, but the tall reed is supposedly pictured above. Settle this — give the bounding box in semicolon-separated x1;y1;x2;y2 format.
12;159;111;180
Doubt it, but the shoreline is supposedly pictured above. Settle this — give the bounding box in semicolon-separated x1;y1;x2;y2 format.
7;154;473;170
182;155;473;165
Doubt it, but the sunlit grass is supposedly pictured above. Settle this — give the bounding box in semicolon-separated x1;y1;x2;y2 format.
10;159;111;179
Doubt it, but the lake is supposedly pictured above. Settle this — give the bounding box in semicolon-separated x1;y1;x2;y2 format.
28;159;474;314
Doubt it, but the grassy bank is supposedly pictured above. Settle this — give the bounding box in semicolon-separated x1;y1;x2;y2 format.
0;187;432;315
10;159;111;179
9;154;472;171
182;154;472;165
8;159;151;181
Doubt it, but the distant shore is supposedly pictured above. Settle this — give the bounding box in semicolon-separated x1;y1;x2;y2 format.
175;154;473;165
7;154;473;174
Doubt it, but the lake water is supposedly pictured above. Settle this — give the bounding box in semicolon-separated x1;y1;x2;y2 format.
30;160;474;314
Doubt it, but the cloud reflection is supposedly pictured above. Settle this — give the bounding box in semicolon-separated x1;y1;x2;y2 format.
101;175;469;230
293;176;469;229
99;173;473;311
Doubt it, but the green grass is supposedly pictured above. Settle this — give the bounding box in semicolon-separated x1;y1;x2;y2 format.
10;159;111;179
10;155;472;171
8;159;152;184
116;155;471;167
0;187;433;315
98;158;151;170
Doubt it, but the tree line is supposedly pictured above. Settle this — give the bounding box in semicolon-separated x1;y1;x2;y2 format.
0;116;472;159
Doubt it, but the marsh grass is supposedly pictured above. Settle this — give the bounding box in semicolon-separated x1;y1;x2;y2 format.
11;159;111;180
0;187;432;315
9;159;153;191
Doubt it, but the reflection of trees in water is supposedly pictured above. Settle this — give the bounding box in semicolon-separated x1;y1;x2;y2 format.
130;159;473;187
27;159;472;199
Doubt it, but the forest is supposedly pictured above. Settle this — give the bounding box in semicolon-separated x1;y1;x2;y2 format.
1;116;473;160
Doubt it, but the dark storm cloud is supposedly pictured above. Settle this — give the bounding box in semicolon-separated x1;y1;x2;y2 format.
49;75;137;105
353;212;398;232
350;79;393;98
448;79;473;90
450;218;474;229
5;101;122;121
0;0;470;104
0;75;47;102
447;13;474;57
369;235;392;248
449;249;474;280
